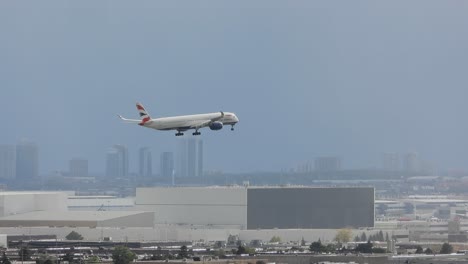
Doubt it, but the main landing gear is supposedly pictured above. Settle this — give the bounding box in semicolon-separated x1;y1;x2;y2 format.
175;132;184;136
231;125;235;131
193;131;201;136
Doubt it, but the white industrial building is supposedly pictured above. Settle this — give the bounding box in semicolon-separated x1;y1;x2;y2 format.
136;187;247;228
0;191;67;217
135;186;375;230
0;187;378;243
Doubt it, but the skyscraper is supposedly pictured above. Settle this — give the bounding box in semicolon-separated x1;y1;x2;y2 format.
0;145;15;180
106;145;128;178
314;156;341;171
69;158;88;177
382;153;400;171
160;152;174;178
139;147;152;178
16;141;39;179
403;152;419;173
176;137;203;178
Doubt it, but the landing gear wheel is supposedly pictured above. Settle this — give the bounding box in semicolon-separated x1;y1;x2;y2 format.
192;132;201;136
175;132;184;136
231;125;235;131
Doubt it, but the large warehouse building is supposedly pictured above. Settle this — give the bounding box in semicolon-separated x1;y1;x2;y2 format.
0;191;67;217
135;186;375;229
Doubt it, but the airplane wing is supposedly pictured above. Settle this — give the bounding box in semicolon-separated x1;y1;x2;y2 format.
186;111;224;129
118;115;141;124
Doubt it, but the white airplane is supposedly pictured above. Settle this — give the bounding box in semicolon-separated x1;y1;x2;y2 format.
119;103;239;136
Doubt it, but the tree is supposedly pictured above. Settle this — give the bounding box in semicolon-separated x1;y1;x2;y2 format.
35;254;56;264
440;243;453;254
227;234;238;246
236;245;247;255
378;230;384;241
112;246;136;264
354;235;360;242
424;248;433;254
334;229;352;244
270;236;281;243
355;241;373;254
1;252;11;264
385;232;390;242
309;240;326;253
360;232;367;242
85;256;101;264
18;247;32;261
179;245;189;259
415;246;423;254
66;231;84;240
301;237;306;246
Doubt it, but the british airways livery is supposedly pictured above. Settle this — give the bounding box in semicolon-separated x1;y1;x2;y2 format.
119;103;239;136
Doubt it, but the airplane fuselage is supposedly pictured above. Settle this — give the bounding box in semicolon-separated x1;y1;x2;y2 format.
144;112;238;131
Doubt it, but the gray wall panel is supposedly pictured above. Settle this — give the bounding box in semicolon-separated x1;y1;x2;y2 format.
247;188;374;229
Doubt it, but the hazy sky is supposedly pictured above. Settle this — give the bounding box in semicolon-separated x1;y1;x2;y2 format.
2;1;468;174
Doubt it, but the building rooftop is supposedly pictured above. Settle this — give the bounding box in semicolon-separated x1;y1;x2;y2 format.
0;191;67;195
0;211;148;222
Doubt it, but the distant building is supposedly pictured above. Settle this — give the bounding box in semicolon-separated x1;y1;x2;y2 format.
295;161;313;173
383;152;400;171
16;141;39;179
106;145;128;178
176;137;203;177
139;147;152;178
160;152;174;178
0;145;15;180
69;158;88;177
403;152;419;173
314;156;341;171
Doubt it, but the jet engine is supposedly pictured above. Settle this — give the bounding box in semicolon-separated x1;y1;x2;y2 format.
209;121;223;130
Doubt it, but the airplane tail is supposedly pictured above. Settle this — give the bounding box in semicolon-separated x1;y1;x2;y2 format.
136;102;151;126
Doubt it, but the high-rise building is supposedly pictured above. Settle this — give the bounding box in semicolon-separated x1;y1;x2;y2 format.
106;149;119;178
383;153;400;171
69;158;88;177
403;152;419;173
160;152;174;178
139;147;152;178
176;137;203;178
314;156;341;171
295;161;314;173
16;141;39;179
106;145;128;178
0;145;15;180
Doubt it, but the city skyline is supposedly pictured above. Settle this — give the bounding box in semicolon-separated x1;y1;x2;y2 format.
0;139;447;177
2;1;468;175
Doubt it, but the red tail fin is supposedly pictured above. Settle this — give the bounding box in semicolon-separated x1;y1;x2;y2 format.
136;102;151;126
